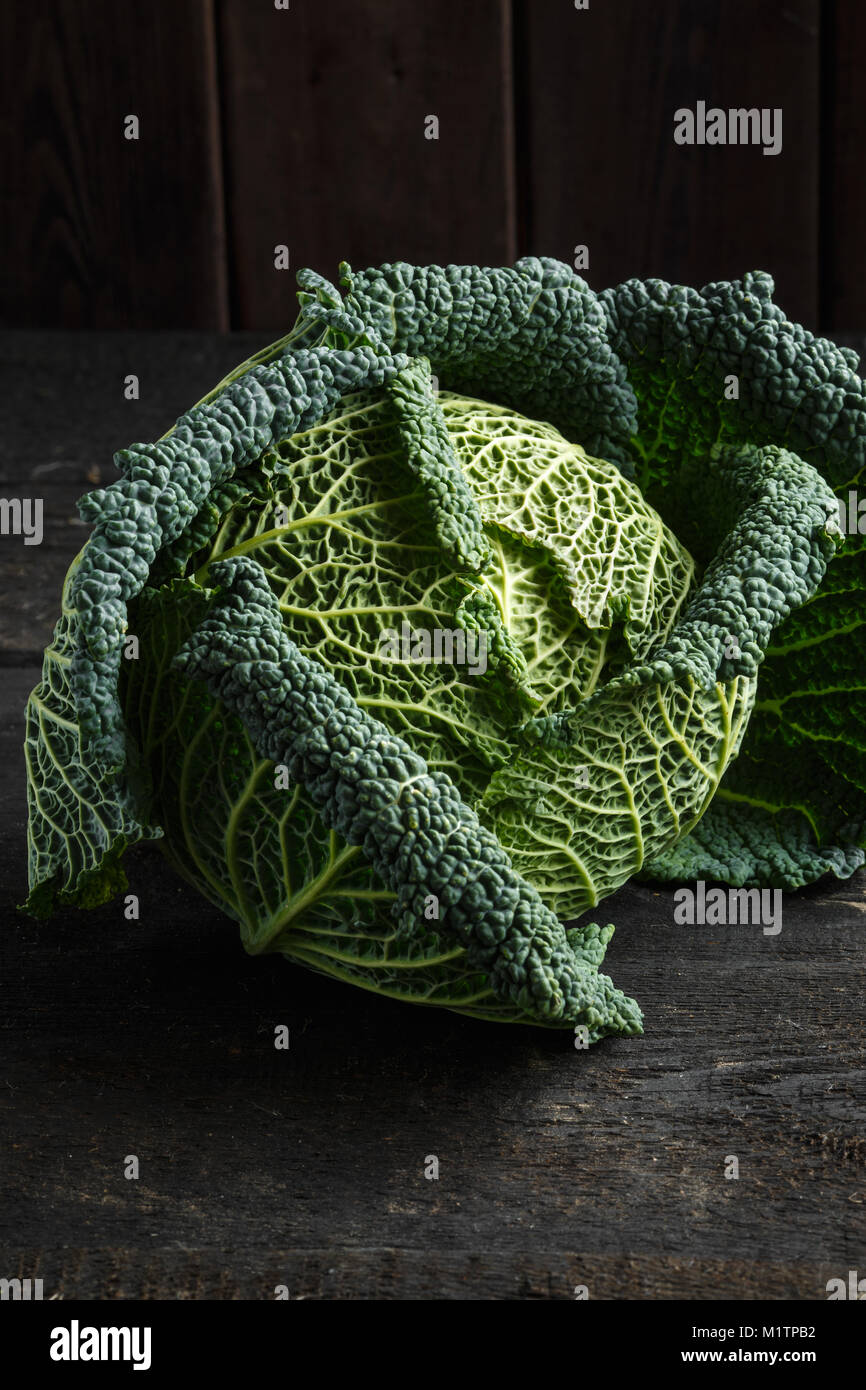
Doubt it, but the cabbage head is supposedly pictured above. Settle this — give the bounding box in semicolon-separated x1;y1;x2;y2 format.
25;259;855;1040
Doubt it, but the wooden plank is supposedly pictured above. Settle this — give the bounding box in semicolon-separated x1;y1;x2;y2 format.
218;0;516;328
1;1247;854;1301
0;1;228;328
520;0;821;327
823;0;866;330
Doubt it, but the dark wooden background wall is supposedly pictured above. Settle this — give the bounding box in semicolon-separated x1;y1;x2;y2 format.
1;0;863;335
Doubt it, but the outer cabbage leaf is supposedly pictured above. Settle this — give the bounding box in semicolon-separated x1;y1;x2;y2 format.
162;556;645;1038
480;440;838;915
24;339;413;914
600;271;866;885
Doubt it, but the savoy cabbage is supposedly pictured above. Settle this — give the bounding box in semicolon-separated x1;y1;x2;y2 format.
24;259;862;1040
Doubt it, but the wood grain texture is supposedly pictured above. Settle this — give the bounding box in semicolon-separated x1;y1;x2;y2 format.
4;1249;860;1302
2;335;864;1301
3;3;864;335
0;1;228;328
519;0;821;327
823;0;866;329
217;0;517;328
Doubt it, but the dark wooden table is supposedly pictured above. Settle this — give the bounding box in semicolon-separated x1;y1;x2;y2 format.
2;334;864;1300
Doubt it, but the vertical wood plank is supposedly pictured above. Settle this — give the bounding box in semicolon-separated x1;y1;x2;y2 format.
519;0;821;327
0;1;228;328
218;0;516;328
823;0;866;330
